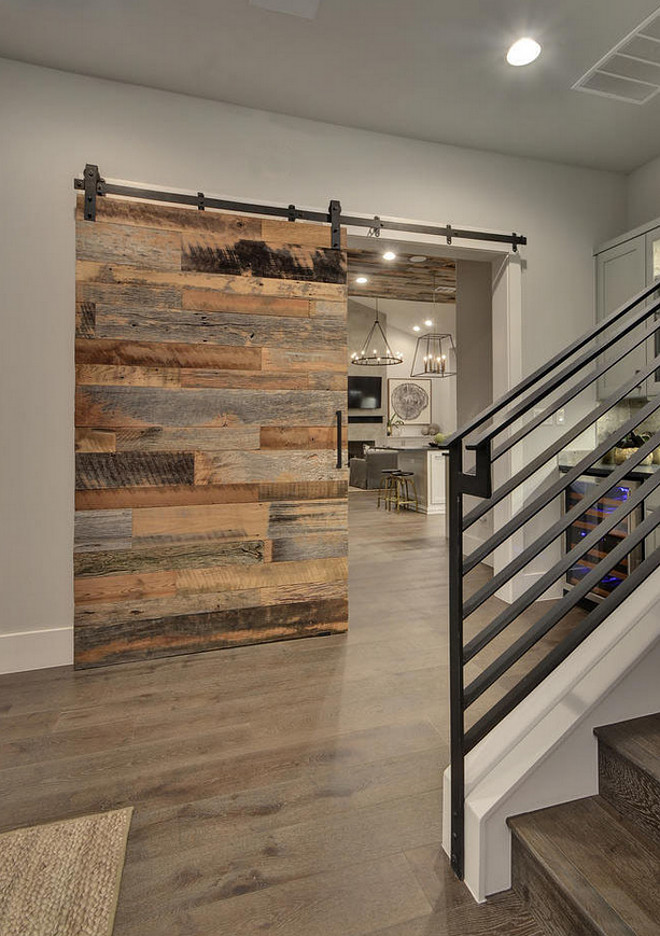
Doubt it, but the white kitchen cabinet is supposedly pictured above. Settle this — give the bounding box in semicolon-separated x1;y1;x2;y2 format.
595;218;660;399
645;229;660;396
595;236;647;400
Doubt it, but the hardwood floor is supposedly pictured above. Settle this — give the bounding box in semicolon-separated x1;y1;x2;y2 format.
0;489;586;935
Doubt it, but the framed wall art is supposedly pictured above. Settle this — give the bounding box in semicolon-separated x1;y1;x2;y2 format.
388;378;432;425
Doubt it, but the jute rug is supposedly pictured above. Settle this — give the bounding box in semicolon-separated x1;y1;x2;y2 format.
0;807;133;936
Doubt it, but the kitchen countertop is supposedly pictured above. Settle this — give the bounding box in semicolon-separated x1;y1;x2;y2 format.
558;450;660;482
379;443;447;453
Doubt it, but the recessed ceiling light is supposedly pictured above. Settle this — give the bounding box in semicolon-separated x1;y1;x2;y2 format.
409;255;428;263
383;250;397;261
355;276;368;284
507;37;542;67
424;320;433;327
413;326;421;332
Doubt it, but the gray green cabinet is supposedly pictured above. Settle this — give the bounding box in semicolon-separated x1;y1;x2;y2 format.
595;219;660;399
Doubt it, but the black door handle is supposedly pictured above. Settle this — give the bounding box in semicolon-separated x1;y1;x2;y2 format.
336;410;342;469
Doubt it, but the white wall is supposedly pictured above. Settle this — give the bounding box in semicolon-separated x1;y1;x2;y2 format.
0;57;628;669
456;261;492;427
347;298;457;448
387;319;457;438
627;153;660;229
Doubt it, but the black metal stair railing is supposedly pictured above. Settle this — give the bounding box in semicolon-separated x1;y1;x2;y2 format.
445;280;660;879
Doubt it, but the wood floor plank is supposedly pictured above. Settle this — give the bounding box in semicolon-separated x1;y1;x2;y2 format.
123;747;444;865
0;492;572;936
114;852;429;936
402;843;543;936
118;790;441;922
0;720;441;832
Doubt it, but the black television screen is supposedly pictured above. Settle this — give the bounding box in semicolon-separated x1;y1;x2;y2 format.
348;376;382;410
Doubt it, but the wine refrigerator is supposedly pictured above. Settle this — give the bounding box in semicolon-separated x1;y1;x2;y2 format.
564;476;644;603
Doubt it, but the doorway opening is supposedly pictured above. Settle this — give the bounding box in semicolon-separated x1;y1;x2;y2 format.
343;234;520;631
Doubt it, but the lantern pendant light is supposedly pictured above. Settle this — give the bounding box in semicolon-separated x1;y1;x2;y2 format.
351;299;403;366
410;277;457;378
410;333;457;377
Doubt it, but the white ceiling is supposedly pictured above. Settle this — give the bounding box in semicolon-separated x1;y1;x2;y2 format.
2;0;660;171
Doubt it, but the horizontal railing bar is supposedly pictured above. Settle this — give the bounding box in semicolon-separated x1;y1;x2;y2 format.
462;351;660;532
463;548;660;754
442;280;660;448
466;296;660;451
490;317;660;463
462;398;660;580
463;468;660;674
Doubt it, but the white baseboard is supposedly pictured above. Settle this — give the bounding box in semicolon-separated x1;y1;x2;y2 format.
0;627;73;674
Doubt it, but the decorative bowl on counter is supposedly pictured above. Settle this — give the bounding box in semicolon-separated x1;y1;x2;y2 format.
607;432;656;467
613;447;653;466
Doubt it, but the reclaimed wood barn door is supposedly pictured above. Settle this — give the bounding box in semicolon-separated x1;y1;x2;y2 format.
74;195;348;668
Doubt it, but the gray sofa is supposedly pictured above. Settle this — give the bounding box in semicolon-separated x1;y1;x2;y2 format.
349;448;398;489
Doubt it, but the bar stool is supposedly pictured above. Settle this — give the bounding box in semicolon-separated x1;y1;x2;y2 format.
391;471;419;513
377;469;401;510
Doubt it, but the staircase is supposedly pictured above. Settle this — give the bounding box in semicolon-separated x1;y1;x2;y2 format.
443;277;660;885
509;713;660;936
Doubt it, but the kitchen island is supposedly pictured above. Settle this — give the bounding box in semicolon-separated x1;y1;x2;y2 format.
380;442;447;514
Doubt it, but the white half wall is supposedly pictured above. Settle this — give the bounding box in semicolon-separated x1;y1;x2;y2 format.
0;57;627;669
442;566;660;903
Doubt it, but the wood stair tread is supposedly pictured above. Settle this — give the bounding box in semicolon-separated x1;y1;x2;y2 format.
594;714;660;786
508;795;660;936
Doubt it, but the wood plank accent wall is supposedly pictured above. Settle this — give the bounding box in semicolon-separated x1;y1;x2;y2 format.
74;196;349;668
347;249;456;303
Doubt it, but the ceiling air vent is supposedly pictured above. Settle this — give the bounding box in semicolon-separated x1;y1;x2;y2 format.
250;0;320;18
573;8;660;104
